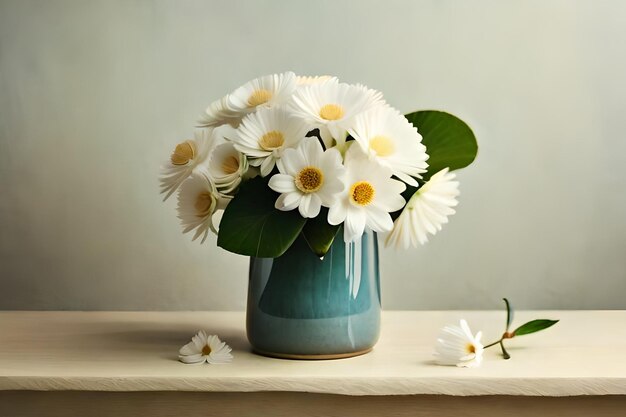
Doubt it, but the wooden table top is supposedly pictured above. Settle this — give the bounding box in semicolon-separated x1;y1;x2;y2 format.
0;310;624;396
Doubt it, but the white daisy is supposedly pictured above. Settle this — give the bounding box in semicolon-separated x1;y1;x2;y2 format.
206;142;248;194
198;72;297;128
288;81;385;148
177;172;230;243
434;319;483;368
268;137;345;218
296;75;338;86
178;330;233;364
386;168;460;248
232;107;309;177
160;128;215;201
228;71;297;115
198;95;241;128
328;145;406;242
203;124;249;194
349;106;429;186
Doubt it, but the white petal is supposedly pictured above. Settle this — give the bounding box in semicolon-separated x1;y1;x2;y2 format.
344;207;366;241
365;206;394;233
275;192;301;211
298;194;322;218
259;155;276;177
191;331;207;350
394;171;419;187
296;75;338;86
277;147;306;175
301;137;324;166
328;202;347;226
178;341;200;356
207;335;233;364
460;320;476;342
178;354;206;364
268;174;297;193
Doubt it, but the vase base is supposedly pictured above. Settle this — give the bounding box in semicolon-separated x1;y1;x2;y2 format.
252;347;373;360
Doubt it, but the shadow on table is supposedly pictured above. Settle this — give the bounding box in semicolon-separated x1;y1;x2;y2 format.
95;323;249;361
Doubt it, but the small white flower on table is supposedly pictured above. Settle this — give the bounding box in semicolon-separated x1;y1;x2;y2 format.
179;330;233;364
434;319;483;368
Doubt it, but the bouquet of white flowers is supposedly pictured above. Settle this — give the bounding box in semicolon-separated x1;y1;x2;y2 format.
160;72;477;257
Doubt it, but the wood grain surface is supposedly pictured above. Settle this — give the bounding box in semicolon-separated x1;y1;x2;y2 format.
1;311;625;396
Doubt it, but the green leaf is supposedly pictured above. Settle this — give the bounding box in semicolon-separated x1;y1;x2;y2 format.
301;208;340;257
391;111;478;221
404;110;478;181
503;298;514;331
217;177;306;258
513;319;559;336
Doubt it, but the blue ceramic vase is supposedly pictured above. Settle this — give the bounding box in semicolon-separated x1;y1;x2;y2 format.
246;228;381;359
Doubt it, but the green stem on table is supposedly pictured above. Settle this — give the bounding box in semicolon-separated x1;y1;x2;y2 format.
499;341;511;360
484;331;514;349
483;340;501;349
483;334;512;359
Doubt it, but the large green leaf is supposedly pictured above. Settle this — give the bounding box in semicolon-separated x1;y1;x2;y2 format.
405;110;478;181
301;208;340;257
217;177;306;258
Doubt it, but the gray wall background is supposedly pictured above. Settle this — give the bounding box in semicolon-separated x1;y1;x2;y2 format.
1;0;625;311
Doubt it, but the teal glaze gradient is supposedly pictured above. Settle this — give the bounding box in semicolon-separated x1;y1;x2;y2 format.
247;229;381;356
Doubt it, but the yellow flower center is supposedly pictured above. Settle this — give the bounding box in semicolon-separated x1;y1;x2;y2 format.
350;181;375;206
221;155;240;175
202;344;212;355
369;135;395;157
170;140;196;165
195;192;215;217
248;89;273;107
259;130;285;151
295;167;324;193
319;104;344;121
467;343;476;354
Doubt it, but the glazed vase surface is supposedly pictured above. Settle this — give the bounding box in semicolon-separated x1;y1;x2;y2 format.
246;229;381;359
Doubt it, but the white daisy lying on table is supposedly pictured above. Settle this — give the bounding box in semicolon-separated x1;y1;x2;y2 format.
179;330;233;364
434;319;483;368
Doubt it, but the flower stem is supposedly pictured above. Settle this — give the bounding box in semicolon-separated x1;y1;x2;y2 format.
484;331;515;350
500;341;511;360
483;340;501;349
